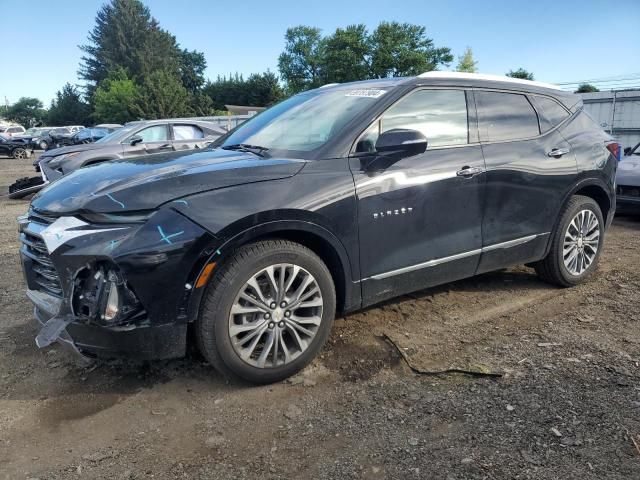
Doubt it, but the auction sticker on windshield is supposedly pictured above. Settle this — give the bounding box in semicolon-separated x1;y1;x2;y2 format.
344;89;386;98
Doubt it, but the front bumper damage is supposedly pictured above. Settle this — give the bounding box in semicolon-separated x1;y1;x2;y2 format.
19;207;216;360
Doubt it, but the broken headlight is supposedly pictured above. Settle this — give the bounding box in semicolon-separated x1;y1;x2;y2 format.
72;264;143;326
79;211;154;225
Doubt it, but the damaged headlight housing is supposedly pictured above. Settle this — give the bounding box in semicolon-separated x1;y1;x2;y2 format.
72;263;143;326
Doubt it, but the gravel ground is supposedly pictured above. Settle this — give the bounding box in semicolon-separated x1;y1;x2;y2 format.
0;156;639;479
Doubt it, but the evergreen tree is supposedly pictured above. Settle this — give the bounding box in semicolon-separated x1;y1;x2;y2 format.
47;83;91;126
79;0;183;96
133;70;193;119
456;47;478;73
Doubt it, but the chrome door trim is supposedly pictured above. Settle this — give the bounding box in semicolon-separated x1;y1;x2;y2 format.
363;233;549;281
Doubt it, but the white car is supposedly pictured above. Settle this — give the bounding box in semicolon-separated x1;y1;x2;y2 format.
0;125;26;137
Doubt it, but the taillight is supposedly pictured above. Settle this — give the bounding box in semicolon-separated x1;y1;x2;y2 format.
606;142;621;161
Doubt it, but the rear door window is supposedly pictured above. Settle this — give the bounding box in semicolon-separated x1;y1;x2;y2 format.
532;96;570;132
172;124;204;140
476;91;540;142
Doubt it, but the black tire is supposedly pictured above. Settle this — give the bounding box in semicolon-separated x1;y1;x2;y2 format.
196;239;336;384
11;148;27;159
534;195;604;287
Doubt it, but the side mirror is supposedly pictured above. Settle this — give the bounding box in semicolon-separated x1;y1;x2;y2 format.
364;129;427;170
129;135;143;146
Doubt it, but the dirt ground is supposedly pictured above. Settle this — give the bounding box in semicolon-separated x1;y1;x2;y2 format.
0;156;639;480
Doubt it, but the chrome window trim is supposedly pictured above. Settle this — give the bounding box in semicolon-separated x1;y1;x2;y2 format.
363;233;550;281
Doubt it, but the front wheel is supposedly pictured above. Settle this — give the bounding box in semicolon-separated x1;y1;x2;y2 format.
39;140;48;150
534;195;604;287
12;148;28;159
196;240;336;384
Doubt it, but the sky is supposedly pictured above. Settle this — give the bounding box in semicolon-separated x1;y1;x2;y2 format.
1;0;638;106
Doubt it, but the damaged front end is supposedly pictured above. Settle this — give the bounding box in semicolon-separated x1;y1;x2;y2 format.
18;207;216;360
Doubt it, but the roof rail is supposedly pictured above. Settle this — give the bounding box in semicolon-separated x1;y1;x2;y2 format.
417;71;561;91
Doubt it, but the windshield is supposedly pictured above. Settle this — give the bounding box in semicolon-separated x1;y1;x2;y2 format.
218;87;388;156
95;125;133;143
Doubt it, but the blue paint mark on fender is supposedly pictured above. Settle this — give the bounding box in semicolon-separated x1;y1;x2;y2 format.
107;239;121;251
157;226;184;245
107;193;126;209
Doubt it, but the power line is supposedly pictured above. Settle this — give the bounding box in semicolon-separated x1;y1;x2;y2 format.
555;73;640;85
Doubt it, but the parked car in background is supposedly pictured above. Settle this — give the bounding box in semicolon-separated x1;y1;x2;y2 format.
38;127;73;150
14;127;53;149
9;119;224;198
0;125;26;137
617;141;640;213
0;134;31;159
60;125;121;146
18;73;617;384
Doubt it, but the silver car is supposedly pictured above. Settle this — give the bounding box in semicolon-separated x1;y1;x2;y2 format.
9;119;226;199
617;142;640;212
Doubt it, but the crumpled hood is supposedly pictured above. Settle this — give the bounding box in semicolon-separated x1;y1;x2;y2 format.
31;148;306;214
617;157;640;186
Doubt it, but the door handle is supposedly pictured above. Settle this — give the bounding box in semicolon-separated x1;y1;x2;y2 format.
158;144;173;150
547;147;570;158
456;166;484;178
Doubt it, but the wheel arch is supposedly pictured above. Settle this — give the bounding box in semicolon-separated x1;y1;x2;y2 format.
543;177;613;258
186;220;361;324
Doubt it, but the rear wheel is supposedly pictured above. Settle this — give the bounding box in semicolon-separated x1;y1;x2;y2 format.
196;240;336;384
534;195;604;287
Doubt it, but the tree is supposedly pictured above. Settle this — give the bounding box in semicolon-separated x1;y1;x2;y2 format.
5;97;47;127
575;83;599;93
321;24;370;83
93;69;138;124
180;49;207;94
456;47;477;73
133;70;192;119
278;26;326;94
79;0;184;96
506;68;534;80
47;83;90;126
204;71;283;110
368;22;453;78
245;71;284;107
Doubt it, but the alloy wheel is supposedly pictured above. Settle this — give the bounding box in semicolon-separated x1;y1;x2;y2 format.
13;148;27;159
563;209;600;276
228;263;323;368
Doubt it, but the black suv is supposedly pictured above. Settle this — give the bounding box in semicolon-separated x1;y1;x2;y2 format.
19;73;617;384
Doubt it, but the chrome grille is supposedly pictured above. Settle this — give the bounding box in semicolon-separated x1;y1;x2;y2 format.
21;211;62;298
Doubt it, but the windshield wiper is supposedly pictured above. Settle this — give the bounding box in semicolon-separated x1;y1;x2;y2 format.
221;143;270;157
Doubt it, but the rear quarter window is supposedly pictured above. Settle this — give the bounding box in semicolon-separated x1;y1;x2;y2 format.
532;96;570;132
476;91;540;142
